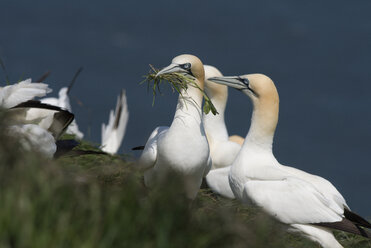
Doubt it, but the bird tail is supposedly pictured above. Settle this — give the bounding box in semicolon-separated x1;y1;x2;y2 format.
344;209;371;229
315;218;371;238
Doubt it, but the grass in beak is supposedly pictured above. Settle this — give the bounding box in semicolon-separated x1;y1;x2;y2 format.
142;65;218;115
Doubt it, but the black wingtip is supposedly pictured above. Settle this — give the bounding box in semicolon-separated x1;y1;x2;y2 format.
132;146;145;151
67;66;83;95
11;100;67;111
344;209;371;229
314;218;371;239
36;71;51;83
113;94;123;130
11;100;75;139
50;109;74;139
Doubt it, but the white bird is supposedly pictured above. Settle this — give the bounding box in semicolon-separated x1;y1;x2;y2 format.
202;65;243;199
138;54;211;200
0;79;74;157
0;78;51;108
208;73;371;248
101;89;129;154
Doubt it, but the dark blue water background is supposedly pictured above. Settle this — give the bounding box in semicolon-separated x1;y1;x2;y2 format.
1;0;370;216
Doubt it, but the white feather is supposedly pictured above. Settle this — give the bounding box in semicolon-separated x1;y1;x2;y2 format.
0;79;51;108
205;166;235;199
101;89;129;154
41;87;84;139
8;124;56;158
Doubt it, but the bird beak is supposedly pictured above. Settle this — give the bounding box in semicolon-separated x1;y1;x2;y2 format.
208;76;248;90
156;63;184;77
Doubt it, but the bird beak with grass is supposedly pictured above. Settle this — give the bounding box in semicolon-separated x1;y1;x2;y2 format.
143;57;218;115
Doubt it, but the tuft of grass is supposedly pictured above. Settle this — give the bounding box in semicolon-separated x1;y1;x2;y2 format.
142;65;218;115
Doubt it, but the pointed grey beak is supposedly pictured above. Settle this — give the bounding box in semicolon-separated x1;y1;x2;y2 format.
156;63;184;77
208;76;248;90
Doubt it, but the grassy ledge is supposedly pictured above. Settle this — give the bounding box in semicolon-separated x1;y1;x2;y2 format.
0;127;370;247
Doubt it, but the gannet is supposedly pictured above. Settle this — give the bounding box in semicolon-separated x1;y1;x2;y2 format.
0;79;74;157
0;78;56;157
101;89;129;154
138;54;211;199
208;74;371;248
202;65;242;199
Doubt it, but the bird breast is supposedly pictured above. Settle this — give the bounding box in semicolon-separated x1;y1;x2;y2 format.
157;126;210;173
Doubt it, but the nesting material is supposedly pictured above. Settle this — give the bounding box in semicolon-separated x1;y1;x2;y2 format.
143;65;218;115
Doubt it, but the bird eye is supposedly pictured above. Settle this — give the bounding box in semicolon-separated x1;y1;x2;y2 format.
181;63;191;70
238;77;249;87
242;78;249;86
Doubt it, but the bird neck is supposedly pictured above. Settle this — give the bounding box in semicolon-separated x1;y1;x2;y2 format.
172;78;204;127
203;96;228;141
243;96;279;152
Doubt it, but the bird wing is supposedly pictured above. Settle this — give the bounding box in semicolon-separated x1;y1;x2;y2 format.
281;165;349;213
9;100;74;139
40;97;59;107
56;87;71;111
101;89;129;154
65;120;84;139
0;79;51;108
243;176;343;225
206;166;235;199
137;126;169;170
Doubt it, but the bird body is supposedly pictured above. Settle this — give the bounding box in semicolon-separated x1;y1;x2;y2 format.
8;124;56;158
139;54;211;199
208;73;371;248
144;95;210;197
